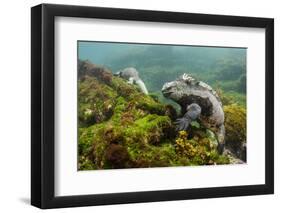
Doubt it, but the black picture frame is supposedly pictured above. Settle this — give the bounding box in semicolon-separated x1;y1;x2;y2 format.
31;3;274;209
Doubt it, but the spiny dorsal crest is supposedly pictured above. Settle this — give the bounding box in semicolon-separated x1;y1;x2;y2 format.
181;73;221;102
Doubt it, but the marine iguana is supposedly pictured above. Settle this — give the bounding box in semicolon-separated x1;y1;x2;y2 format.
114;67;148;94
162;73;225;154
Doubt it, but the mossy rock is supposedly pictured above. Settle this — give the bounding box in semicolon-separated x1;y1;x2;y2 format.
78;77;117;126
84;114;175;169
78;60;179;169
224;104;246;160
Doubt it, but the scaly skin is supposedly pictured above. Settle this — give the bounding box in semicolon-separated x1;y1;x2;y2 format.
162;73;225;154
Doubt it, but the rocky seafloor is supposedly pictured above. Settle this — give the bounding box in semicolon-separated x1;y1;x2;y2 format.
78;60;246;170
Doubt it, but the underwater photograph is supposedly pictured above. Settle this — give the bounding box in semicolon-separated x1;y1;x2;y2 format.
77;41;247;170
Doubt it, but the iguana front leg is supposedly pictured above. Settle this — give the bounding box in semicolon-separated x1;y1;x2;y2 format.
174;117;192;131
174;103;201;131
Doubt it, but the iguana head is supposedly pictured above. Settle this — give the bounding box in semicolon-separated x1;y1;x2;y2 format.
162;73;196;101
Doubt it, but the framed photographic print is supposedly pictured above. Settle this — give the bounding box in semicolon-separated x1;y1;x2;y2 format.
31;3;274;209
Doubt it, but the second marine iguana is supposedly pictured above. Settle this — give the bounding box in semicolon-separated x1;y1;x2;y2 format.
114;67;149;94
